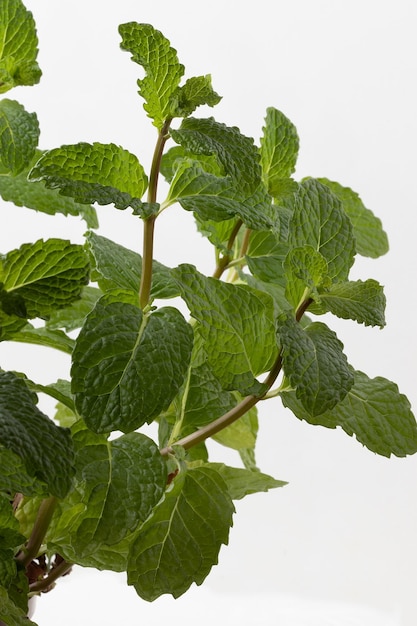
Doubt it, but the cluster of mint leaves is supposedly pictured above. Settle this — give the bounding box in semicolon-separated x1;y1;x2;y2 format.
0;1;416;623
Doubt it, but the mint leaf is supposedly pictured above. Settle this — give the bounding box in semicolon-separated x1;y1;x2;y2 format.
318;178;389;258
209;463;287;500
212;404;258;451
260;107;299;196
86;231;179;300
0;371;74;498
284;245;330;309
281;370;417;458
72;298;193;433
28;143;148;211
316;279;386;327
173;264;278;395
169;117;274;230
245;229;288;288
0;152;98;227
288;178;355;282
45;286;101;332
0;99;39;173
170;75;221;118
127;464;234;600
8;324;74;354
0;447;45;496
277;315;354;416
47;421;167;571
0;0;41;93
0;586;36;626
119;22;184;129
0;239;89;319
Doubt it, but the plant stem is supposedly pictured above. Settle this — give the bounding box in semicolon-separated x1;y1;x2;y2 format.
29;558;73;594
139;118;172;309
212;218;243;279
15;496;57;568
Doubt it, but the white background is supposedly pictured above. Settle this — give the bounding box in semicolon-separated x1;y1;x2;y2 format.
2;0;417;624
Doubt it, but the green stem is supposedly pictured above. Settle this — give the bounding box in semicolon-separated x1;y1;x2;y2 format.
139;118;172;309
212;219;243;279
15;496;57;568
29;558;73;594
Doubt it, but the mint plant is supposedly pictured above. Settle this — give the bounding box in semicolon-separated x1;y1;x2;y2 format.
0;1;416;623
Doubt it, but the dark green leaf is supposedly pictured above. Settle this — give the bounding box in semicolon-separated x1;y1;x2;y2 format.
277;315;354;416
0;0;41;93
45;286;102;332
0;586;36;626
281;370;417;457
260;107;299;196
0;99;39;173
0;371;74;498
127;464;234;600
72;298;193;433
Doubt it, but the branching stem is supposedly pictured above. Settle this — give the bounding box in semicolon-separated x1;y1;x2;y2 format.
29;558;73;594
15;496;57;568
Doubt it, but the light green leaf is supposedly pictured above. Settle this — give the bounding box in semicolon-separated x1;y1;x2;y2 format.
316;279;386;327
127;464;234;600
0;371;74;498
0;586;36;626
169;117;275;230
0;238;89;319
209;463;287;500
0;151;98;227
0;99;39;173
284;245;330;309
28;142;148;212
86;231;179;300
260;107;299;196
318;178;388;258
173;264;278;395
46;421;167;571
119;22;184;129
281;370;417;457
72;298;193;433
246;228;289;287
288;179;355;282
170;75;221;118
212;404;258;451
0;0;41;93
8;324;74;354
25;378;75;413
277;315;354;416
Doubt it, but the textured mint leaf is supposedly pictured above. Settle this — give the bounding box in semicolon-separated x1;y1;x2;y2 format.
0;152;98;227
161;145;223;183
318;178;388;258
281;370;417;457
45;286;101;332
288;179;355;282
316;279;386;327
0;586;36;626
246;228;289;287
173;264;278;395
260;107;299;196
119;22;184;129
209;463;287;500
0;99;39;173
86;231;179;300
28;143;148;211
284;245;330;309
72;298;193;433
25;378;75;413
0;0;41;93
0;309;27;340
46;421;167;571
169;117;274;230
127;464;234;600
277;315;354;416
8;324;74;354
170;75;221;118
0;371;74;498
0;239;89;319
0;496;25;592
0;447;45;496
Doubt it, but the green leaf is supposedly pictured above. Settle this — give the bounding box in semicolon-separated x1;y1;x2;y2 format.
245;228;289;287
119;22;184;129
0;371;74;498
0;0;41;93
212;404;258;451
25;378;75;413
0;99;39;173
0;586;36;626
45;286;102;332
28;143;148;212
288;179;355;282
260;107;299;196
170;75;221;118
317;178;389;258
86;231;179;300
277;315;354;416
0;238;89;319
315;279;386;327
127;464;234;600
46;421;167;571
209;463;287;500
8;324;74;354
0;152;98;227
0;309;27;341
281;370;417;457
0;447;45;496
284;245;331;309
169;117;275;230
72;298;193;433
173;264;278;395
0;496;25;592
